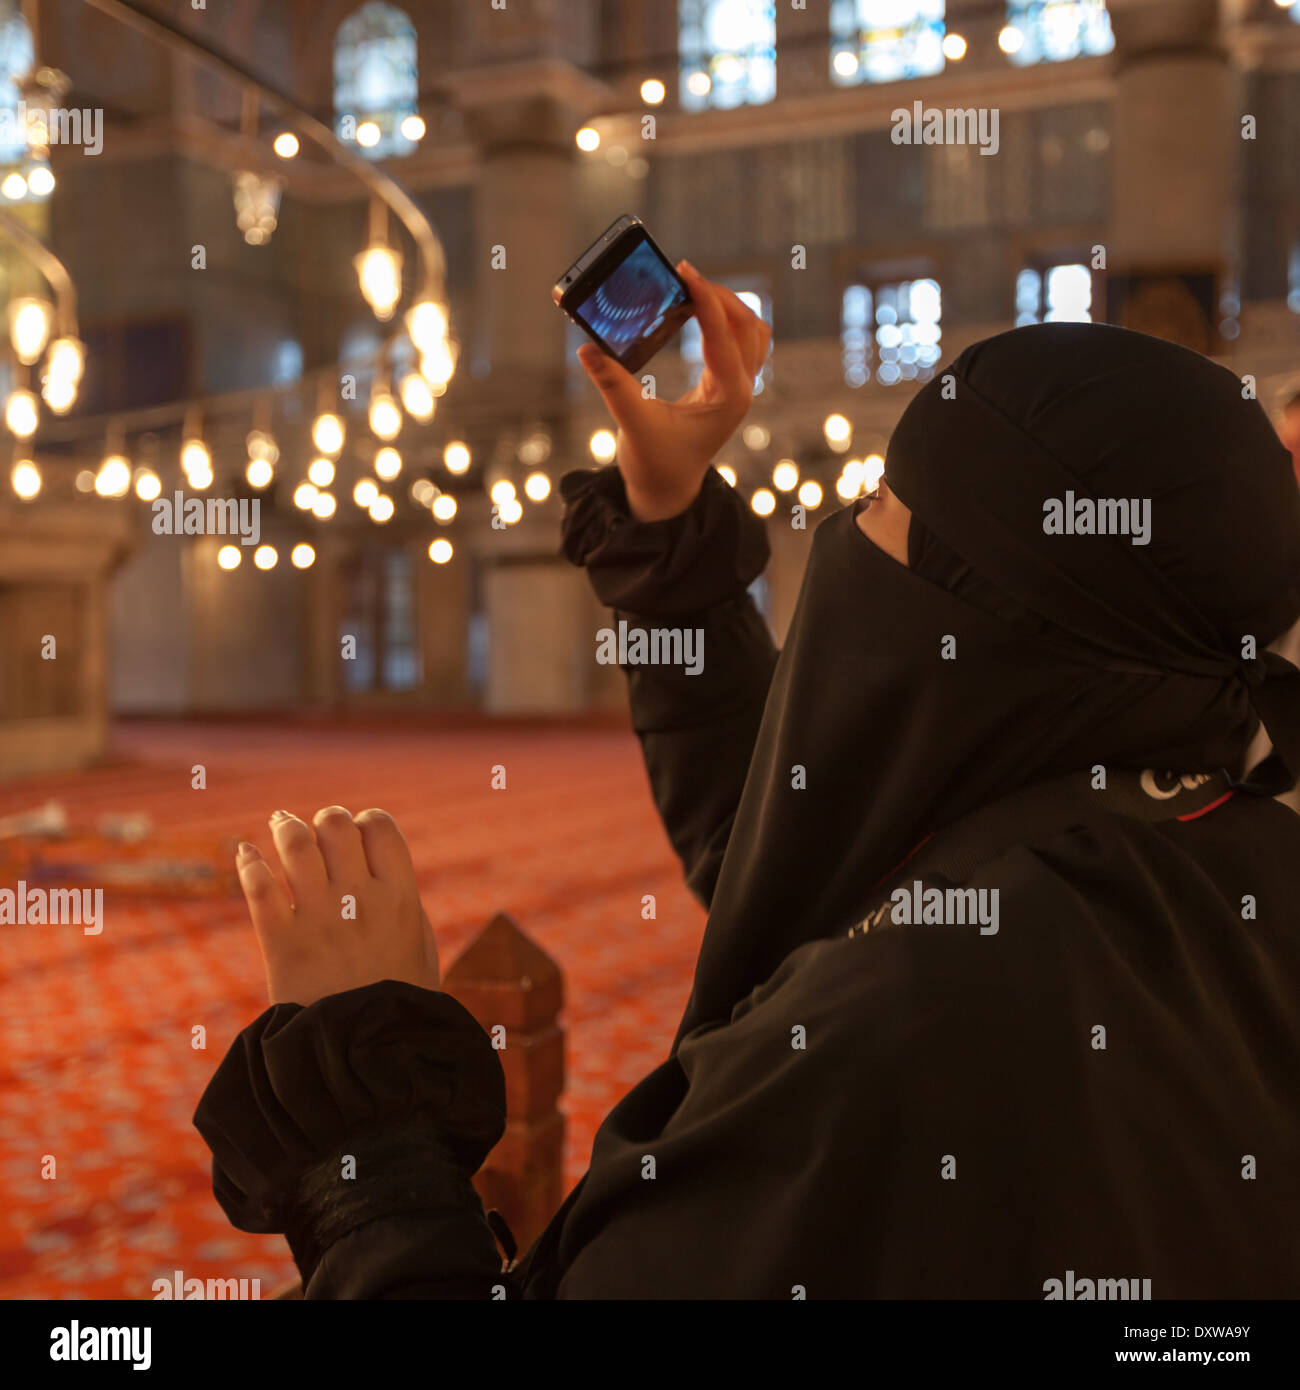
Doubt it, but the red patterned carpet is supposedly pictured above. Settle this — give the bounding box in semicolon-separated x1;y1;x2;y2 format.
0;719;706;1299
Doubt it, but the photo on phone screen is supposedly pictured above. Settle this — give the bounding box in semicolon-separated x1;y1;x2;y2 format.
557;219;695;373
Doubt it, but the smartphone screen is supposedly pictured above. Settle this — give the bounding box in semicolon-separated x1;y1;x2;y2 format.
560;222;694;373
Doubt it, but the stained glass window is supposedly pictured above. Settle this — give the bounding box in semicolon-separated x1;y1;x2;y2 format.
1016;264;1091;324
334;3;418;159
681;284;771;392
841;284;873;387
830;0;946;86
1003;1;1114;67
0;1;34;169
679;0;777;112
842;280;941;384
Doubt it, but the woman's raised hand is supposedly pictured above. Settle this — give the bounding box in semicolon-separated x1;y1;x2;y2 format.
576;262;771;521
235;807;440;1007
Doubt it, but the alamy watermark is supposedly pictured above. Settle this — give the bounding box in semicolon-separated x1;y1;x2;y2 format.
596;619;704;676
50;1323;150;1370
152;490;261;546
1043;492;1151;546
152;1270;261;1299
0;882;102;934
850;881;1000;936
0;102;103;155
1044;1269;1152;1300
891;101;999;157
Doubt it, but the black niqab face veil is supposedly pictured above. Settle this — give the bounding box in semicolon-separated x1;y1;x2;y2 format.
675;322;1300;1045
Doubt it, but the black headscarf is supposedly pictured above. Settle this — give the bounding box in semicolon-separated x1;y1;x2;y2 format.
674;321;1300;1046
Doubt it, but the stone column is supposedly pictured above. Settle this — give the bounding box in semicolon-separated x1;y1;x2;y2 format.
1106;0;1233;352
442;34;613;712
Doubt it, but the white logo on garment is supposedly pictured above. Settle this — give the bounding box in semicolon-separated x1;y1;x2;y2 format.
1139;769;1214;801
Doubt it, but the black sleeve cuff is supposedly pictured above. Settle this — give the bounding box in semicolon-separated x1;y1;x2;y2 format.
559;465;770;618
193;980;506;1237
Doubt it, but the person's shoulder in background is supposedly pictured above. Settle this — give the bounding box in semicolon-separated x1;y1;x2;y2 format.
1243;617;1300;813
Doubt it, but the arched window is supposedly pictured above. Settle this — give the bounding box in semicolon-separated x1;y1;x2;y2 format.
0;1;34;168
681;280;771;392
678;0;777;112
1016;263;1091;324
1003;1;1114;67
830;0;946;86
334;3;418;159
841;279;942;384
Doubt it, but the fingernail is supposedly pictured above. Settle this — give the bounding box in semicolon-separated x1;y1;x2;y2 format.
680;260;697;276
269;809;290;824
236;841;261;866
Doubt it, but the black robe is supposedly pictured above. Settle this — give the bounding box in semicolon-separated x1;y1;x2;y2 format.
193;324;1300;1298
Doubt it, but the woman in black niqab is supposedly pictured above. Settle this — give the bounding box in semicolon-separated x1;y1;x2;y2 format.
193;317;1300;1301
525;322;1300;1297
672;321;1300;1044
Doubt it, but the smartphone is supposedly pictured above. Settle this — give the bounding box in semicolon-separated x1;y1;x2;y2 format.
552;214;695;374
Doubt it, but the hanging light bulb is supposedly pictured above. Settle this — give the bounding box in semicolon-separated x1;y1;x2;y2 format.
823;413;852;448
312;412;345;456
489;479;516;505
179;415;213;489
369;389;402;441
431;493;456;521
353;478;379;509
291;543;315;569
26;164;54;197
246;429;279;464
246;458;274;489
5;388;39;437
46;337;85;386
217;545;242;570
374;447;402;480
410;478;435;506
311;491;337;519
419;340;457;390
751;488;776;516
429;538;453;564
307;457;335;487
772;460;799;492
797;480;823;509
524;471;551;502
406;299;448;354
40;373;76;414
836;460;865;501
293;481;319;510
399;371;435;421
498;496;523;525
11;459;40;499
134;468;162;501
254;545;278;570
716;464;737;487
44;334;85;411
8;298;53;364
181;439;210;476
368;494;395;523
443;441;470;474
589;429;617;462
354;244;403;321
94;454;131;497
